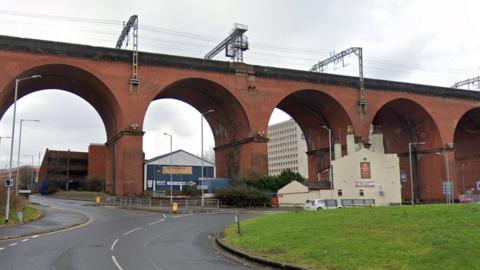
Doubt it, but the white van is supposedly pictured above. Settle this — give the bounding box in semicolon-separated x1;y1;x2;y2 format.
304;199;342;211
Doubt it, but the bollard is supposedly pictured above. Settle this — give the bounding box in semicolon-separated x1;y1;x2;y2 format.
95;196;101;205
17;211;23;223
172;202;178;214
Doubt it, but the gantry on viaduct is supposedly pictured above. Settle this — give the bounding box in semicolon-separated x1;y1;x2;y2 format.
0;35;479;203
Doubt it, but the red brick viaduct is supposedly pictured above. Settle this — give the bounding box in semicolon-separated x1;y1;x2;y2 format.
0;35;479;203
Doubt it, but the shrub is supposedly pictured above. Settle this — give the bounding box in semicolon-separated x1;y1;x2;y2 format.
215;186;270;207
247;169;305;192
84;176;105;192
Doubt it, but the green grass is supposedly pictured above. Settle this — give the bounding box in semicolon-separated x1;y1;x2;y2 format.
223;204;480;270
0;204;42;227
51;190;105;200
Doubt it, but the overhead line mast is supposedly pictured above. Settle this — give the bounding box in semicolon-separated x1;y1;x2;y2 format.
116;15;140;94
452;76;480;90
204;23;249;62
311;47;366;113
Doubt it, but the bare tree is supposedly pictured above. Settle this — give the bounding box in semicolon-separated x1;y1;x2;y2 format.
203;147;215;164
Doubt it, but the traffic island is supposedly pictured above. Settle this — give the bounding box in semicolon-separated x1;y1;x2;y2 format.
214;233;308;270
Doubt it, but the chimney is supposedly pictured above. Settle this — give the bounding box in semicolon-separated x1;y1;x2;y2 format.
370;126;385;154
334;140;342;160
346;125;355;155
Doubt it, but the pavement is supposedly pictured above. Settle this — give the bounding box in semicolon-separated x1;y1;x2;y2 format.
0;201;89;240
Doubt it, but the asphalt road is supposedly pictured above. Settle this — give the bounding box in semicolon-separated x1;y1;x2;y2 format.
0;196;252;270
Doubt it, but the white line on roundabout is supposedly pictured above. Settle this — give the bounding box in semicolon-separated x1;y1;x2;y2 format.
110;238;119;251
123;227;141;236
148;218;165;226
112;255;124;270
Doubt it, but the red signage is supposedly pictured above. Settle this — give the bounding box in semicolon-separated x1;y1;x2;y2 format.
360;162;371;179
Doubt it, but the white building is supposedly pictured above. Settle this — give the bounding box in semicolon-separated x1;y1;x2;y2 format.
277;128;402;206
268;119;308;177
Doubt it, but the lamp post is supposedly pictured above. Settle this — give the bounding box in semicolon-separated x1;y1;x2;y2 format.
4;74;42;223
24;154;34;190
163;132;173;205
200;109;214;208
322;126;333;199
16;119;40;194
408;141;425;205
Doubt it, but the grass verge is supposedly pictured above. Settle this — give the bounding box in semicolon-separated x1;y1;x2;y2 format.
0;204;42;228
223;204;480;270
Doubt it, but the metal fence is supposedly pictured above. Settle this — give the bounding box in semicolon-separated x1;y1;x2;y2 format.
100;196;220;210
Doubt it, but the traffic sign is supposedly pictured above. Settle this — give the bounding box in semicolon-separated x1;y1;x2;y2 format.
197;185;208;190
187;181;196;186
4;178;13;187
442;181;453;195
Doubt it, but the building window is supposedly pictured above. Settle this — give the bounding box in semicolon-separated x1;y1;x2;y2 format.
338;189;343;197
359;189;364;197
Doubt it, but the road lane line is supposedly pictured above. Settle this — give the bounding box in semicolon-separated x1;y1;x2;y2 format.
8;242;17;246
21;239;29;242
110;238;119;251
0;247;4;251
123;227;141;236
112;256;124;270
148;218;165;226
173;214;195;218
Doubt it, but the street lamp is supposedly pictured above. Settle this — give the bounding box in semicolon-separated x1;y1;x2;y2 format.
16;119;40;194
408;141;425;205
163;132;173;205
322;126;333;199
200;109;214;208
23;154;35;190
5;74;42;223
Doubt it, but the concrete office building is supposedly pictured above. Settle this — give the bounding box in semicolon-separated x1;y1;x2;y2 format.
268;119;308;178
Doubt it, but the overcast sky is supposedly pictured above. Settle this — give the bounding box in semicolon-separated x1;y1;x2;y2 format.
0;0;479;167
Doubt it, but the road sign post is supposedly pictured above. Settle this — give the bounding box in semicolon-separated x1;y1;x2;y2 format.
442;181;453;204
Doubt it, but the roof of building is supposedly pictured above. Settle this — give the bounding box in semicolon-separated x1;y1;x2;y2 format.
145;149;215;167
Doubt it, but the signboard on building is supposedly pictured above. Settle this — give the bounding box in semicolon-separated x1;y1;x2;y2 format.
162;166;192;175
147;180;153;188
355;181;375;188
360;162;371;179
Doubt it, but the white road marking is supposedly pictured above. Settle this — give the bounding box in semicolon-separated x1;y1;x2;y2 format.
21;239;29;242
173;214;195;218
0;247;4;251
112;256;124;270
8;242;17;246
123;227;141;236
148;218;165;226
110;238;119;251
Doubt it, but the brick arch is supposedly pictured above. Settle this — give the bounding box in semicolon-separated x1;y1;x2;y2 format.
270;89;353;181
146;78;252;178
371;98;443;203
453;107;480;195
0;64;121;139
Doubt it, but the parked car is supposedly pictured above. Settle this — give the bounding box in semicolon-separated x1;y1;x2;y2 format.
304;199;342;211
